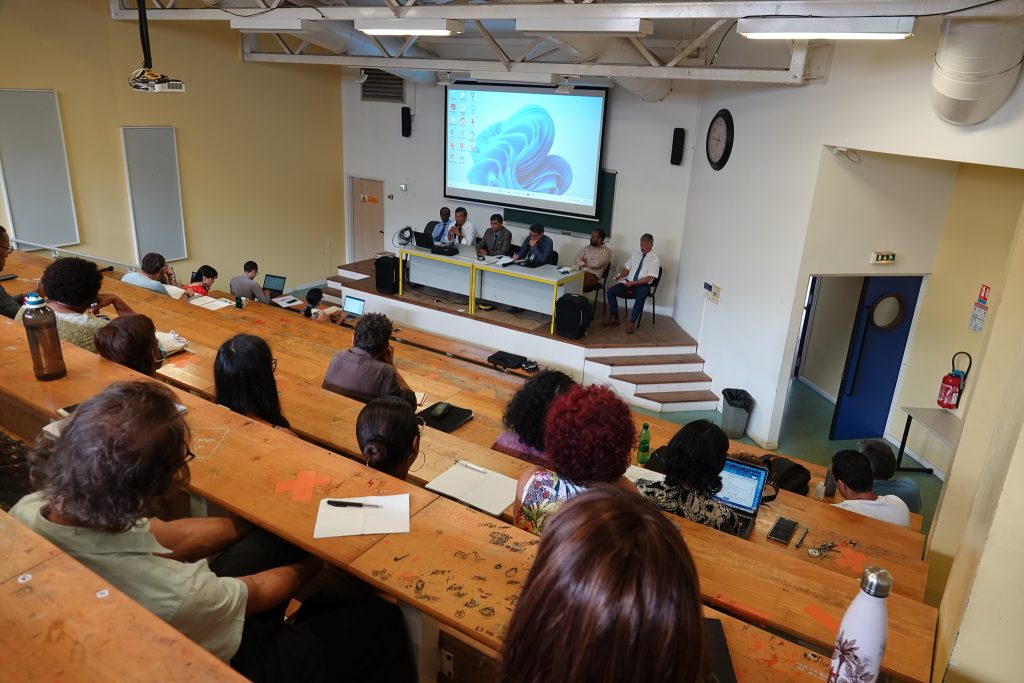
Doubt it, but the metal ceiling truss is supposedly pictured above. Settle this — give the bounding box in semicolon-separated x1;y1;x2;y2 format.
113;0;1023;85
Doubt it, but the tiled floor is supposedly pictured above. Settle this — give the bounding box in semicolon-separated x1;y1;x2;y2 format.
640;379;944;533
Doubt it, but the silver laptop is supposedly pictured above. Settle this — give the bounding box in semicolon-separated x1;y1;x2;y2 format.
457;243;478;259
341;295;366;322
711;458;769;540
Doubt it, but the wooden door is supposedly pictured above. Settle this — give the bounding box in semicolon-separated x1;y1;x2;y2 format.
350;177;384;262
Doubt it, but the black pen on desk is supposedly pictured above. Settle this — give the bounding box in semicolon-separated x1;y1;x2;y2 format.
795;527;809;548
326;500;382;509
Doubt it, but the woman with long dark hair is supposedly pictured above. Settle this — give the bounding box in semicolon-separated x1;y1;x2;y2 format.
502;485;707;683
215;334;291;429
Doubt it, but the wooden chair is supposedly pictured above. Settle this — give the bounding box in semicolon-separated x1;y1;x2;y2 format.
583;262;611;315
617;266;662;326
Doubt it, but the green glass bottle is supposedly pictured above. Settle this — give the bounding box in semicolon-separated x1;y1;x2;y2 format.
637;423;651;465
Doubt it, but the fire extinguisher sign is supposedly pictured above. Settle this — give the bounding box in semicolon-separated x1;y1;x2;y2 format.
969;284;991;333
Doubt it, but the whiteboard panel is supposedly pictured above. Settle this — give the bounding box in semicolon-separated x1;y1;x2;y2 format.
121;126;187;263
0;90;80;246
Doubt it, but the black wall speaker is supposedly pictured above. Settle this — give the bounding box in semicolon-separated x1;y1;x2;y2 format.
401;106;412;138
670;127;686;166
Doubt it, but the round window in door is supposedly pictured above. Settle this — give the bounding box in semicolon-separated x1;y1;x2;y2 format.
870;294;905;330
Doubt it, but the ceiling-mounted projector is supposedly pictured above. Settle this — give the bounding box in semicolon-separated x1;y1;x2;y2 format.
128;2;184;93
129;68;185;93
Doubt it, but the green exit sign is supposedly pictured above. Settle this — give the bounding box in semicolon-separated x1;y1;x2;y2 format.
872;251;896;264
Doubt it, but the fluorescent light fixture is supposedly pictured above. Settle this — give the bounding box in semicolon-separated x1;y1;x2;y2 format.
738;16;915;40
554;77;575;94
470;70;557;85
354;18;464;36
229;18;306;32
516;18;654;38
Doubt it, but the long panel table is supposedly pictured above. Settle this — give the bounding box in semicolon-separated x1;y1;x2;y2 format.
398;248;584;332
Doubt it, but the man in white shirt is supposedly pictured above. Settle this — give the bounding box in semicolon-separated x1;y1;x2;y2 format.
830;449;911;527
604;233;661;334
122;252;177;297
436;206;475;246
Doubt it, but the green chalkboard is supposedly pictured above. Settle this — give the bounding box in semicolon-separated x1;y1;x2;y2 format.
504;169;616;237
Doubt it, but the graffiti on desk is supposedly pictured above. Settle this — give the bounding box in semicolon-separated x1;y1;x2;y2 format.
190;427;229;460
372;568;393;582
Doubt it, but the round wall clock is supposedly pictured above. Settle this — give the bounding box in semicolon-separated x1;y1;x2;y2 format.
706;108;734;171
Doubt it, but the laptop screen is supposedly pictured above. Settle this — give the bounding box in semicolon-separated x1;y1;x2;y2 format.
263;274;286;292
712;459;768;515
343;296;365;316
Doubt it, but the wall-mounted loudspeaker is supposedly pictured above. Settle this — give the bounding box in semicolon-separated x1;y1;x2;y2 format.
401;107;412;138
670;127;686;166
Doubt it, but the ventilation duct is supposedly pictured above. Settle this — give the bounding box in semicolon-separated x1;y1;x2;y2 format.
931;17;1024;125
545;35;672;103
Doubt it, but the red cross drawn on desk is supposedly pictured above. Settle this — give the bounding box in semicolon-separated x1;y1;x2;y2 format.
275;470;332;502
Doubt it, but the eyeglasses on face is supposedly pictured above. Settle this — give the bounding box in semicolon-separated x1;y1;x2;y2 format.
272;358;278;372
184;447;197;463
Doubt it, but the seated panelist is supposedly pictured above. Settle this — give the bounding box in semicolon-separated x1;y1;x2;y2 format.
430;206;454;244
476;214;512;256
513;223;554;265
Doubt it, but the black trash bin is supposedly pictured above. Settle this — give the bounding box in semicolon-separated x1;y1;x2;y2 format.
721;388;754;438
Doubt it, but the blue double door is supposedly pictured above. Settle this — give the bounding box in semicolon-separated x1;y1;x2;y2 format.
830;276;923;441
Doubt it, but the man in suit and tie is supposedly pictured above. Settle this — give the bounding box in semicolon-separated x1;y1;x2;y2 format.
605;233;660;334
476;214;513;257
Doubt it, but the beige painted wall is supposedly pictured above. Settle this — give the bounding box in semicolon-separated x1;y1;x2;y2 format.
888;165;1024;477
800;277;864;401
0;1;344;288
932;204;1024;681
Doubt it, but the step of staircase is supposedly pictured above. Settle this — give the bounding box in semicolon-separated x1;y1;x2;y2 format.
609;371;712;394
632;389;720;413
586;353;704;374
586;343;696;358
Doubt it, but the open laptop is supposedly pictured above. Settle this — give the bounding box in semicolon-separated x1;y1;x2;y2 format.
262;274;286;298
457;243;478;259
413;231;434;250
711;458;769;540
340;295;366;322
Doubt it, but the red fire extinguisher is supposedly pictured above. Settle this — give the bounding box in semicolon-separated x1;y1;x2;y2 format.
938;352;972;409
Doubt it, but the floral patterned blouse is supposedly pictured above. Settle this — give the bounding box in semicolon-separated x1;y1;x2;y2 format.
634;479;741;535
513;470;587;536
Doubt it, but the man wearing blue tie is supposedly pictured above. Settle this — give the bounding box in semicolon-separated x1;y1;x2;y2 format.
431;206;454;244
605;233;660;334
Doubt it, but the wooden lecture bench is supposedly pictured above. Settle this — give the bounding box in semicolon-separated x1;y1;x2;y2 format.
0;323;936;682
6;252;927;574
0;510;244;681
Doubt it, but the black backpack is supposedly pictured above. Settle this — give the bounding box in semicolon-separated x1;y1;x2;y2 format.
758;455;811;496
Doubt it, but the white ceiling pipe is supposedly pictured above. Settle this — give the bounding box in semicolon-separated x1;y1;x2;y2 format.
931;17;1024;125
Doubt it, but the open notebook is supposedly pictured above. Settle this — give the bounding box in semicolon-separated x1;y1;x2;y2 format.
426;461;517;517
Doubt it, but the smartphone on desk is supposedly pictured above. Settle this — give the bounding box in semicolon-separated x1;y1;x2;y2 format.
767;516;799;545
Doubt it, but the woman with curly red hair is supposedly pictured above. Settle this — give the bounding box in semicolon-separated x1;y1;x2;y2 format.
512;384;637;535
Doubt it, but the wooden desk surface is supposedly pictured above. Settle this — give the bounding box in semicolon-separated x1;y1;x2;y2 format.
0;320;437;566
0;512;245;682
154;340;925;596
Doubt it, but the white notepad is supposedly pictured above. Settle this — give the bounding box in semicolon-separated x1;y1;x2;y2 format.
189;296;233;311
426;461;517;517
624;465;666;484
273;295;302;308
313;495;410;538
163;284;187;299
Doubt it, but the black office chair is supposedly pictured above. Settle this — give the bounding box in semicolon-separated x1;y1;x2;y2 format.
547;250;559;266
583;262;611;314
617;266;662;327
424;220;439;235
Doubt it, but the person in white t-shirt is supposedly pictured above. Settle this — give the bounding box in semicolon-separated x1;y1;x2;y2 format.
830;449;911;527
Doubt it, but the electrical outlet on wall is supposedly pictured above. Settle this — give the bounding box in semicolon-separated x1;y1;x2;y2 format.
710;283;721;304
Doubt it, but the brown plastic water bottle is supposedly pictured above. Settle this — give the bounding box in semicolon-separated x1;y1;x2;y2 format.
22;292;67;381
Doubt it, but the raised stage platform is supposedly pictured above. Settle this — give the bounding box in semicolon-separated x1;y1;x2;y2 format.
326;259;718;412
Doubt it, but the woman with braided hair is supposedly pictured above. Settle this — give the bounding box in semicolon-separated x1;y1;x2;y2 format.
356;396;422;480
